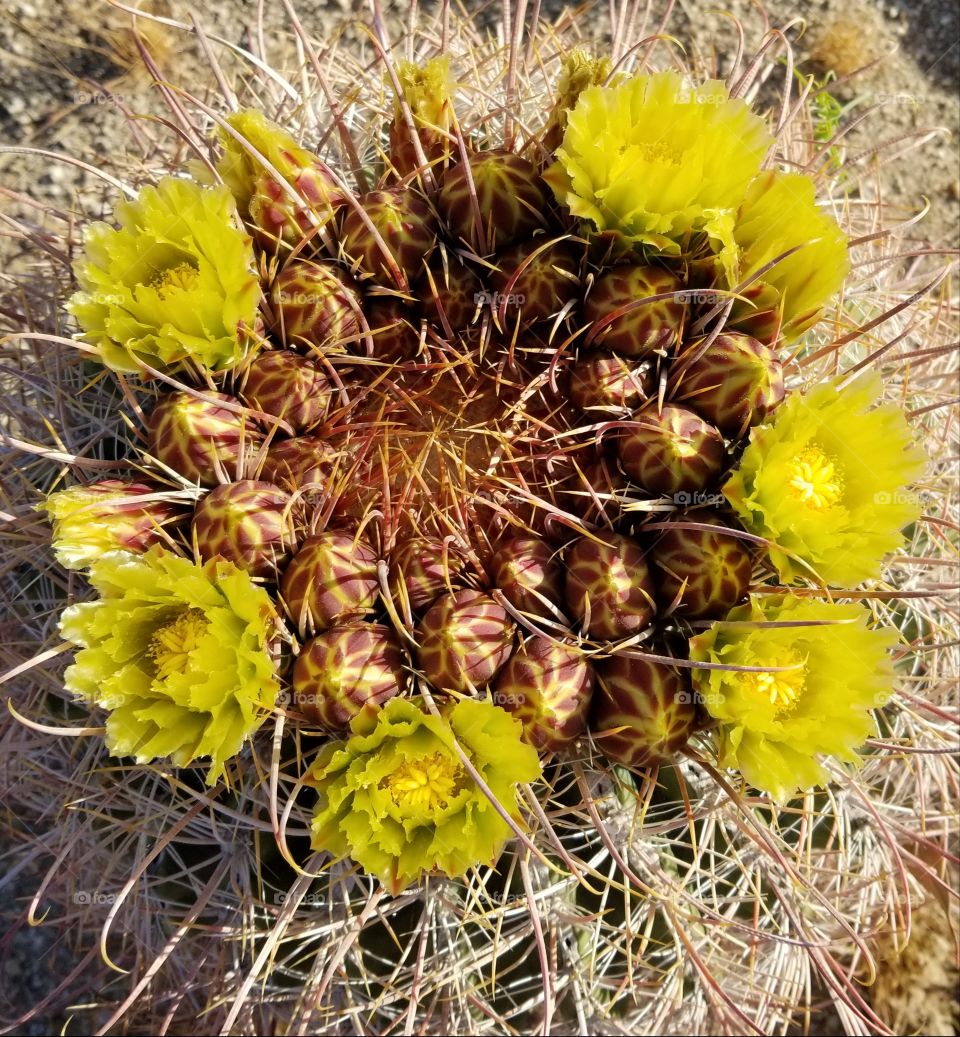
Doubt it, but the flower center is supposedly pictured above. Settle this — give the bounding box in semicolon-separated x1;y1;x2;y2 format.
741;655;806;714
385;751;463;813
149;608;209;681
634;140;683;166
152;262;200;300
788;447;842;509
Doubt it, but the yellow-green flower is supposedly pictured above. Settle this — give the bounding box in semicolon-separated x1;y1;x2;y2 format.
60;547;279;784
544;71;772;271
40;480;185;571
67;177;259;374
728;170;850;343
724;374;926;585
689;595;896;802
309;696;542;893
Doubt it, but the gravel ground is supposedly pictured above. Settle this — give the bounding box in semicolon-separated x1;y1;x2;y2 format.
0;0;957;1033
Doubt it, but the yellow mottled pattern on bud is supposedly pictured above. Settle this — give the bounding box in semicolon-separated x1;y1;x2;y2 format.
416;589;516;693
670;332;785;437
269;260;360;351
438;150;549;255
568;351;653;413
617;404;727;497
590;654;697;768
193;480;295;578
281;532;380;635
294;623;406;730
494;636;594;750
564;532;655;640
585;265;684;357
650;512;753;619
241;351;330;433
147;392;258;487
340;187;437;287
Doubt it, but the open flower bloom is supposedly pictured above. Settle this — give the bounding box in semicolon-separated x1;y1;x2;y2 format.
68;177;260;374
689;595;896;802
60;547;279;784
309;696;542;893
40;480;184;570
723;374;926;585
728;171;850;343
543;71;772;271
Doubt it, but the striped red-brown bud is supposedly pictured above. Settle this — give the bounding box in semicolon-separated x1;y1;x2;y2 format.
649;512;753;620
389;536;469;614
417;588;515;693
241;351;330;433
585;265;684;357
340;187;437;288
617;404;727;498
490;239;583;326
293;623;406;730
280;531;380;635
147;391;258;487
493;636;594;750
564;531;655;640
258;435;339;491
568;351;654;414
491;535;564;619
269;260;360;351
193;480;295;578
670;332;785;438
590;653;697;768
437;150;549;255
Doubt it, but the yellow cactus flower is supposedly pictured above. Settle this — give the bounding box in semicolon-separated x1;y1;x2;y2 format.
309;696;542;893
544;71;773;270
60;547;280;784
39;480;184;570
67;177;260;374
689;595;897;802
729;170;850;343
723;374;926;585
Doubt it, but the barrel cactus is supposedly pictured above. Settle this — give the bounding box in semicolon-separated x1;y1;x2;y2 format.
2;4;954;1036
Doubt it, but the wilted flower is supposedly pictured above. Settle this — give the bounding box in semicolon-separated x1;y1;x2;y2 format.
309;696;542;893
67;177;260;374
39;480;184;570
60;547;279;784
689;595;896;802
723;374;926;585
544;71;772;269
728;170;850;342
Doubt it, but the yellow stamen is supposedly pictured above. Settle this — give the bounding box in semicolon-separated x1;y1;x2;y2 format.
634;141;682;166
149;608;209;680
151;262;200;300
385;751;463;813
788;447;843;509
742;656;806;713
